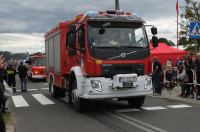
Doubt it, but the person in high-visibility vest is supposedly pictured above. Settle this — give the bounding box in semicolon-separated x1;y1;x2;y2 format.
6;64;16;92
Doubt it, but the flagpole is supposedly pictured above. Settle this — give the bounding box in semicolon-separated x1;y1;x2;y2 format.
176;0;179;50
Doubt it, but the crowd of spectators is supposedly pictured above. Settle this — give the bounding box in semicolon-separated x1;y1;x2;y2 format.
152;52;200;99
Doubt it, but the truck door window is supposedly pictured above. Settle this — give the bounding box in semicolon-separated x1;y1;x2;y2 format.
67;32;76;56
78;26;85;49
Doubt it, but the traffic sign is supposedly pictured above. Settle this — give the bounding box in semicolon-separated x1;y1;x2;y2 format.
189;21;200;39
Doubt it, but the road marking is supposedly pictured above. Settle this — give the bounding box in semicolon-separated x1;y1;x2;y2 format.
16;90;21;92
44;83;48;86
167;104;192;108
106;111;167;132
16;89;38;92
40;88;49;90
115;108;141;113
32;94;55;105
12;95;29;107
142;106;167;111
28;89;38;91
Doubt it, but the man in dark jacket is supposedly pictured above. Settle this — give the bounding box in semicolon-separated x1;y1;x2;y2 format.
152;57;162;95
0;55;6;132
18;61;28;92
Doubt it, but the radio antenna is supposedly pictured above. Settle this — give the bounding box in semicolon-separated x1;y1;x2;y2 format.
115;0;120;10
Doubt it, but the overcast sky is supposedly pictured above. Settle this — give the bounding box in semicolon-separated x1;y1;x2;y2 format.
0;0;197;53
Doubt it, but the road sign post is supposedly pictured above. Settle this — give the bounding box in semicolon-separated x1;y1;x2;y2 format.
189;21;200;100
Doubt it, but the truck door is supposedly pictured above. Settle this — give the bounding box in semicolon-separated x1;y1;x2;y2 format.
77;25;85;68
66;25;78;70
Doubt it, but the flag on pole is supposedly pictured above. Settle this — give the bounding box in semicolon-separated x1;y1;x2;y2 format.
176;0;179;15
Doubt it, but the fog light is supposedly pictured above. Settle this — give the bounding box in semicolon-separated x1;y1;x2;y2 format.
145;77;152;89
34;71;39;74
91;80;102;92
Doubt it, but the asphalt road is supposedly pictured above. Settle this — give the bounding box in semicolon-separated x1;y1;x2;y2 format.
8;77;200;132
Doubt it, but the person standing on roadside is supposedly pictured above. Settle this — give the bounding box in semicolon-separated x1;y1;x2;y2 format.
195;54;200;98
6;64;16;92
152;57;162;95
18;61;28;92
0;55;6;132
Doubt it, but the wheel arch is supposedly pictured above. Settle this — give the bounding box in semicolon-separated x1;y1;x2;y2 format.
69;66;86;92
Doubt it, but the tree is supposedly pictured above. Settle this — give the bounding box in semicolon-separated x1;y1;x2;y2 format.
180;0;200;52
158;38;175;46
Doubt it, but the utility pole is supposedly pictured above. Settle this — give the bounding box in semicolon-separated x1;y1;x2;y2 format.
115;0;120;10
176;0;179;50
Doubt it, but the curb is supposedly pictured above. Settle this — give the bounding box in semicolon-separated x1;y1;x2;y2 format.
5;99;15;132
149;93;200;105
6;124;15;132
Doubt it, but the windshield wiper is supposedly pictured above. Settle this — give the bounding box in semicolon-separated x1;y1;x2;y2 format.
94;46;120;49
117;46;145;48
93;46;145;49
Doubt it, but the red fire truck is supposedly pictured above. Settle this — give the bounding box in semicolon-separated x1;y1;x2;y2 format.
45;1;158;111
27;53;46;81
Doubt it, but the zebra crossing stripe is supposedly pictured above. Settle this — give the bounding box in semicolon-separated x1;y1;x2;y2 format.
115;108;141;113
44;83;48;86
12;95;30;107
142;106;167;110
32;94;55;105
16;89;38;92
167;104;192;108
40;88;49;90
28;89;38;91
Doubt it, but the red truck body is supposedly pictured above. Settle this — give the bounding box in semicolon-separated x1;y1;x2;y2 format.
45;9;157;111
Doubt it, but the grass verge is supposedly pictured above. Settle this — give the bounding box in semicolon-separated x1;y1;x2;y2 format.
3;112;14;132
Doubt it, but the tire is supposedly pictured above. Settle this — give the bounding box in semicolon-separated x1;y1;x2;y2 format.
127;96;145;108
71;80;86;112
49;78;58;98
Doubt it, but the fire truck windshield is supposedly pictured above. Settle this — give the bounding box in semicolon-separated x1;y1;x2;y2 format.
88;22;148;49
32;57;45;66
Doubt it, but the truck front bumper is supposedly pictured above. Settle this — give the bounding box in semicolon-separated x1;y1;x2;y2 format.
77;74;153;99
32;75;46;79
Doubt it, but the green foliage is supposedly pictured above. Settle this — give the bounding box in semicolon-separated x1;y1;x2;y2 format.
180;0;200;51
158;38;175;46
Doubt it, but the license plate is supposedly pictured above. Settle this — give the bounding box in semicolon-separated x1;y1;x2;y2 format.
123;82;133;87
119;77;136;82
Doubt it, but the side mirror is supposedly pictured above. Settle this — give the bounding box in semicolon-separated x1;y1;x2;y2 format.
99;28;105;34
151;27;157;35
152;36;158;47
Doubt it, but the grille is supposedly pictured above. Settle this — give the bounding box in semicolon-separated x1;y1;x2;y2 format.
101;64;144;78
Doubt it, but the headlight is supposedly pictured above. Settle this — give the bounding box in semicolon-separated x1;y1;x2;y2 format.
34;71;39;74
91;80;102;92
145;77;152;89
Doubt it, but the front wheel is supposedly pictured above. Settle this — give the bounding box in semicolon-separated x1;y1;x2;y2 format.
71;80;87;112
127;96;145;108
49;79;58;98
